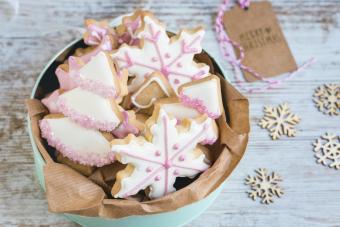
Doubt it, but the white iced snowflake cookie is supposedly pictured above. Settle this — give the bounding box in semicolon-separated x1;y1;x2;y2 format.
57;88;123;132
111;108;218;199
39;115;115;167
179;75;224;119
111;13;210;93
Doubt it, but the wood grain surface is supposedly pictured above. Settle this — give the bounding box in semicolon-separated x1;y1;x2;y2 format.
0;0;339;226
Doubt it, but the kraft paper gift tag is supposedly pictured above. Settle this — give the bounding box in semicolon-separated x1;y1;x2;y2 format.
223;1;297;82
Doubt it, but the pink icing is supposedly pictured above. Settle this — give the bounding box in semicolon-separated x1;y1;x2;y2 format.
84;23;114;46
41;90;61;114
57;97;119;132
179;92;220;119
118;16;141;46
55;67;77;91
79;35;113;63
112;111;139;138
39;119;115;167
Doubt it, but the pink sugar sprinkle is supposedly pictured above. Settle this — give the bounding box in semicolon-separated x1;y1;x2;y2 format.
179;92;220;119
74;76;117;98
39;119;115;167
58;97;119;132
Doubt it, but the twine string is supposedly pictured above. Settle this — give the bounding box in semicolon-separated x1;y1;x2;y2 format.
215;0;316;93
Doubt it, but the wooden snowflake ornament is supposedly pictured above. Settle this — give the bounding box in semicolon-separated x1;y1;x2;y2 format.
313;133;340;170
313;84;340;116
259;103;300;140
111;109;218;199
245;168;284;204
111;14;210;93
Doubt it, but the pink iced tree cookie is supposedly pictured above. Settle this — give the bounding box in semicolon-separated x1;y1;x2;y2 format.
111;14;210;93
111;109;218;199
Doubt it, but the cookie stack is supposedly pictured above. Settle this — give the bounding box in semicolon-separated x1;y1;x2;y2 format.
39;11;224;199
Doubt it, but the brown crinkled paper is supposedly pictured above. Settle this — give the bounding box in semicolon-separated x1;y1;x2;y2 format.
25;52;249;219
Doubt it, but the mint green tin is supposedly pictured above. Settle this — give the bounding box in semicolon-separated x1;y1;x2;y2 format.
27;16;239;227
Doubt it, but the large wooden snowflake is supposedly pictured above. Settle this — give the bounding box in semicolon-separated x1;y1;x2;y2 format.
259;103;300;140
313;84;340;116
111;109;217;199
313;133;340;170
111;15;209;93
245;168;284;204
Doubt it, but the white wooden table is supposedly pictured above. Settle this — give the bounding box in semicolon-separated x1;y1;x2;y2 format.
1;0;339;226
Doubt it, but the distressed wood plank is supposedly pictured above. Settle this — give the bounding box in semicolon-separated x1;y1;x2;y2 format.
0;0;339;226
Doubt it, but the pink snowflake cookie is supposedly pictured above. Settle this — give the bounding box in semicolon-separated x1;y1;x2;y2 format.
111;108;218;199
111;14;210;93
40;115;115;167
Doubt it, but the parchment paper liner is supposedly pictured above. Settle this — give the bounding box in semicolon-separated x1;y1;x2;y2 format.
26;52;249;219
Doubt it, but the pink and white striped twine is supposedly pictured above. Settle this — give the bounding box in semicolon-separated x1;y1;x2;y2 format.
215;0;316;93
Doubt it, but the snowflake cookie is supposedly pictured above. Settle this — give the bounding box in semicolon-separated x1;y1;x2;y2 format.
245;168;284;204
40;115;115;167
313;84;340;116
259;103;300;140
111;109;218;199
313;133;340;170
111;13;210;93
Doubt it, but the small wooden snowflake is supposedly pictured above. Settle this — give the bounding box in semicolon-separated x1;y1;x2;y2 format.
313;84;340;116
313;133;340;170
259;103;300;140
245;168;284;204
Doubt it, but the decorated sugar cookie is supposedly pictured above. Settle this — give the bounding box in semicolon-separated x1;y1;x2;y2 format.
41;89;62;114
112;110;145;138
55;57;82;91
179;75;223;119
83;19;116;47
72;51;128;99
111;109;217;199
131;72;175;109
40;115;115;167
116;10;147;46
111;14;210;93
154;97;200;120
57;88;122;132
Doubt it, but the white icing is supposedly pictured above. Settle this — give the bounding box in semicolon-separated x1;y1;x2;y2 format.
47;117;111;156
131;76;171;109
181;77;222;117
161;102;200;120
58;88;121;130
111;109;215;199
111;16;210;93
79;51;117;88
